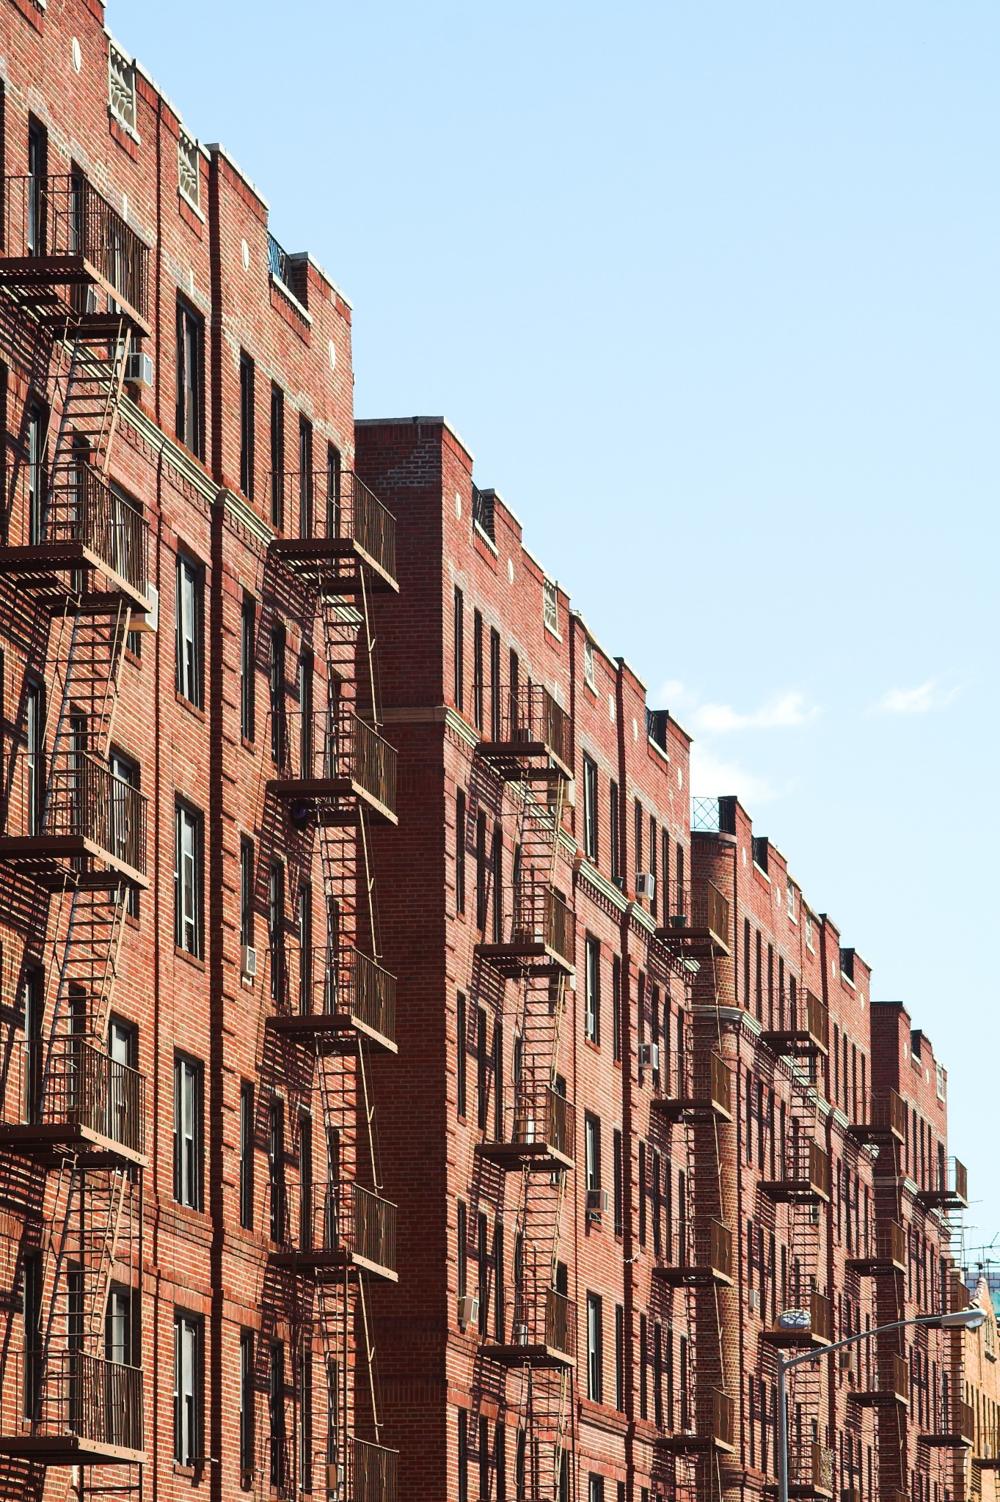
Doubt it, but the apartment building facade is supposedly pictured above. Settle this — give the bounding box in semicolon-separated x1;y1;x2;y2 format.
0;3;399;1501
0;7;991;1502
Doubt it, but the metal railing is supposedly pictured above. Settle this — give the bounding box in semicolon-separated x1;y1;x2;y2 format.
274;708;397;815
328;1436;398;1502
268;469;396;581
765;988;829;1048
710;1388;735;1449
295;1182;397;1274
503;1082;574;1160
1;174;149;318
662;1217;732;1280
10;464;150;597
5;1351;143;1453
491;684;572;768
661;879;730;946
789;1441;833;1493
269;943;396;1042
801;1141;832;1200
45;754;148;873
924;1395;975;1442
8;1039;144;1154
506;881;575;967
496;1287;575;1358
658;1048;731;1117
854;1086;906;1139
850;1219;905;1269
471;484;495;542
690;795;738;835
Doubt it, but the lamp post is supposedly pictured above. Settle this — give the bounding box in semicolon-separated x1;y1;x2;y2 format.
775;1304;986;1502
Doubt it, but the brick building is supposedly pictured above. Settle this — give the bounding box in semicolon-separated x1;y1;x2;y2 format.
0;7;991;1502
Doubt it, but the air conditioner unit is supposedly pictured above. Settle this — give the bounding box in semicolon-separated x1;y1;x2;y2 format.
564;778;576;809
748;1288;761;1313
326;1461;345;1496
513;1322;529;1345
457;1293;480;1329
638;1042;660;1071
131;581;159;634
636;872;656;900
125;349;154;391
586;1188;609;1222
241;944;258;980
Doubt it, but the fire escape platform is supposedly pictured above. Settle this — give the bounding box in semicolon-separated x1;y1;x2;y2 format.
654;923;730;959
0;1432;146;1466
269;535;399;595
478;1339;573;1370
0;1121;146;1169
476;741;573;784
760;1326;832;1351
760;1029;828;1058
0;256;151;338
655;1430;736;1456
760;1178;830;1206
474;940;573;979
0;837;148;891
0;544;152;614
270;1245;398;1285
652;1259;733;1289
266;1010;397;1056
267;775;398;827
477;1138;574;1173
651;1093;731;1125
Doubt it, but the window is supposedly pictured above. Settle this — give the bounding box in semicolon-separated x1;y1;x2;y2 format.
174;1313;201;1466
585;936;600;1044
105;1283;135;1366
175;553;203;707
543;577;558;634
298;414;313;537
458;1412;469;1502
27;402;46;544
21;1250;41;1417
584;637;596;691
476;810;487;930
476;1005;488;1132
489;626;501;740
269;1341;286;1490
589;1477;605;1502
173;1054;203;1209
455;789;466;915
175;298;204;458
586;1293;603;1403
108;42;138;135
240;1329;255;1477
609;780;621;885
270;384;285;529
613;1128;623;1236
174;802;203;956
582;754;598;862
585;1113;601;1192
457;1200;468;1300
239;1081;254;1229
25;678;44;836
453;587;464;710
456;993;468;1118
269;623;285;765
178;127;199;210
614;1304;625;1411
240;835;254;950
239;353;255;499
634;798;643;880
27;119;47;256
326;444;342;536
109;751;139;916
611;956;622;1064
472;610;484;732
236;594;255;742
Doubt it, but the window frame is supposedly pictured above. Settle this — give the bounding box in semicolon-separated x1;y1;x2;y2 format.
174;800;204;957
175;297;204;459
173;1053;203;1210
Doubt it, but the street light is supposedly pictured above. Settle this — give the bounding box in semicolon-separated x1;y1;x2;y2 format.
776;1303;986;1502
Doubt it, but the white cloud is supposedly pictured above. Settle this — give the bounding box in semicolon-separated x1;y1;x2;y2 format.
689;742;779;805
689;691;821;736
876;679;959;716
655;678;687;704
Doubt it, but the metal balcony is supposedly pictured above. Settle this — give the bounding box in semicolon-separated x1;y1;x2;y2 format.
267;470;398;593
267;945;397;1055
0;754;149;889
271;1181;397;1284
477;685;573;782
848;1087;906;1146
479;1083;574;1173
761;1141;832;1205
481;1288;575;1369
762;1290;833;1349
848;1351;909;1407
476;880;575;977
0;1352;144;1465
326;1437;399;1502
760;990;829;1058
920;1396;976;1448
655;1389;735;1454
652;1049;732;1124
0;1040;145;1166
975;1421;1000;1469
845;1220;906;1275
917;1156;969;1210
0;467;151;611
653;1217;733;1288
785;1442;834;1499
268;708;397;825
656;879;730;958
0;173;151;333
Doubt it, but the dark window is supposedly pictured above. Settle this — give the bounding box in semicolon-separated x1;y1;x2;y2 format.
583;754;598;862
614;1303;625;1411
270;384;285;528
268;1096;286;1243
269;1340;286;1490
455;789;466;915
457;1200;468;1299
269;623;285;765
477;1005;488;1132
240;594;256;741
587;1293;603;1402
326;444;341;536
491;823;503;942
585;936;600;1044
175;553;203;707
239;351;255;498
25;678;44;836
27;402;46;545
612;956;622;1064
239;1329;255;1475
472;609;484;731
453;587;464;710
173;1054;203;1209
634;798;643;883
609;780;621;885
175;801;203;956
475;810;487;930
27;118;47;256
585;1112;601;1191
456;992;468;1118
613;1127;623;1236
298;414;313;537
174;1312;202;1465
21;1250;41;1417
239;836;254;949
176;298;204;458
239;1081;254;1229
458;1411;469;1502
109;749;139;916
489;627;501;739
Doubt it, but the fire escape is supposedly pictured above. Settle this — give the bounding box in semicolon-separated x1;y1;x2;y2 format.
472;684;577;1502
653;876;736;1502
260;466;399;1501
758;988;834;1501
0;172;153;1497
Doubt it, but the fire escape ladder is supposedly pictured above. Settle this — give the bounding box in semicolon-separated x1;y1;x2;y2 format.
786;1058;827;1488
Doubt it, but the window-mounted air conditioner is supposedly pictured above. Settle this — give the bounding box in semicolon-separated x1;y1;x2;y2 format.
636;872;656;900
241;944;258;980
638;1042;660;1071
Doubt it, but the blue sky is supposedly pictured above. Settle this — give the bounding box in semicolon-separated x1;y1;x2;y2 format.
111;1;999;1255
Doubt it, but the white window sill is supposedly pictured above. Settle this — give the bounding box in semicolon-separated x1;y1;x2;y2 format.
108;104;141;145
179;187;205;222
